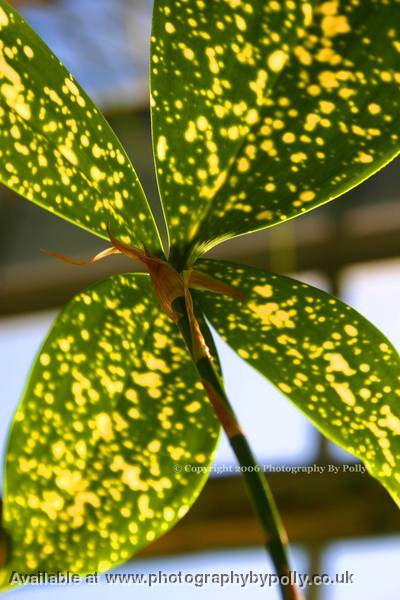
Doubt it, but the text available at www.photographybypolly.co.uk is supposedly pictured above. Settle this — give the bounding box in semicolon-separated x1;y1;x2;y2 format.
9;570;355;589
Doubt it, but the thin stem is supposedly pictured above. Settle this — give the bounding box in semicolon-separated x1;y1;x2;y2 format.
172;295;303;600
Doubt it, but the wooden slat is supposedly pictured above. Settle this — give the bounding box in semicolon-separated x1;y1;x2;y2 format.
136;469;400;557
1;469;398;563
1;204;399;316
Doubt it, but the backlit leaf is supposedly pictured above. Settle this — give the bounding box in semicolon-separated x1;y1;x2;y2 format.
0;0;162;255
150;0;312;252
151;0;400;256
1;273;219;586
194;259;400;506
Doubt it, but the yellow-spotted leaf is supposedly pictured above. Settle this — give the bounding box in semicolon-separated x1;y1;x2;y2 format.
194;259;400;505
150;0;313;253
1;274;219;586
0;0;162;254
151;0;400;257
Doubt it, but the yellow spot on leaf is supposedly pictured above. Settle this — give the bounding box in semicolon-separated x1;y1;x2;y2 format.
324;353;355;376
0;7;9;27
300;190;316;202
90;166;105;181
157;136;168;161
368;103;381;115
23;46;34;59
52;441;66;460
344;324;358;337
254;284;273;298
279;383;292;394
40;353;51;366
268;50;287;73
133;372;162;388
165;22;176;34
356;152;373;164
250;302;296;328
94;412;114;442
186;401;201;413
331;382;356;407
321;15;350;38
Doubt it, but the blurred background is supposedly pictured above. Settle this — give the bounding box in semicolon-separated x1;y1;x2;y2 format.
1;1;400;598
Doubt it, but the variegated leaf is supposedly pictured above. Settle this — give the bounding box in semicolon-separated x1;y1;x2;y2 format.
151;0;400;256
0;0;162;255
151;0;313;252
1;274;219;587
194;259;400;506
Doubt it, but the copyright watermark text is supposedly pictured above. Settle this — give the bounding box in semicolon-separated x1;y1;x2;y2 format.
173;462;366;475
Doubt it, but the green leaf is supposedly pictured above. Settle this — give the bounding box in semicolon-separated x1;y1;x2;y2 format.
0;0;162;255
1;274;219;585
194;259;400;506
151;0;400;255
150;0;312;251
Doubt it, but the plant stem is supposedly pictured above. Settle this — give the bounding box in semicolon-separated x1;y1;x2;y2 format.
172;295;302;600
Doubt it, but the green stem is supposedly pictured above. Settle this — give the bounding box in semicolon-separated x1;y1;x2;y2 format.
172;295;302;600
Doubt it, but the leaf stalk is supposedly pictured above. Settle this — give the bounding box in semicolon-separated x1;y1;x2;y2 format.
172;295;303;600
